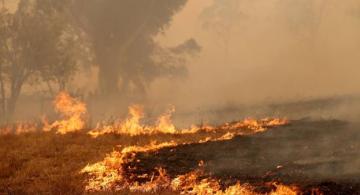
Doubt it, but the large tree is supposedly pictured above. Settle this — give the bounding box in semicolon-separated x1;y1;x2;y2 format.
73;0;198;96
0;0;79;120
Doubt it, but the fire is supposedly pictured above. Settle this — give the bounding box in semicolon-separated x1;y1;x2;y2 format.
115;104;145;136
89;105;178;136
0;92;297;194
81;141;178;191
81;116;292;195
0;92;287;137
81;146;299;195
89;105;179;137
89;104;288;138
43;91;87;134
172;175;255;195
87;105;146;137
269;182;299;195
170;162;255;195
81;145;256;194
156;105;177;134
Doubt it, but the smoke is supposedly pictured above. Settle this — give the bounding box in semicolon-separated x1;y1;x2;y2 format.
152;0;360;116
3;0;360;123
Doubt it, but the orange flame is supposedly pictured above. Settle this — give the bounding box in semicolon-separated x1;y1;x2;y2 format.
89;105;288;138
270;182;299;195
88;105;146;137
156;105;176;134
43;91;87;134
81;150;299;195
81;116;292;194
81;141;178;191
89;105;180;137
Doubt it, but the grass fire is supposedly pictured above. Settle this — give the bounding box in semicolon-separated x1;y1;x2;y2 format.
1;0;360;194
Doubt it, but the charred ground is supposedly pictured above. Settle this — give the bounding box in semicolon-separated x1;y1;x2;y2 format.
1;118;360;194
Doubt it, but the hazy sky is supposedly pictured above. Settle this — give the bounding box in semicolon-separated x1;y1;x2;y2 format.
4;0;18;12
151;0;360;110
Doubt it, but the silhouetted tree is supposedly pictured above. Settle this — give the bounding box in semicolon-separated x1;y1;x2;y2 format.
73;0;197;96
0;0;79;119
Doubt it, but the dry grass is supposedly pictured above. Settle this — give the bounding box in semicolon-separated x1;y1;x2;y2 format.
0;132;148;194
0;130;221;194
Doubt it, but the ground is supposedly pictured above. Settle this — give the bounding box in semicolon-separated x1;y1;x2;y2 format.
0;117;360;194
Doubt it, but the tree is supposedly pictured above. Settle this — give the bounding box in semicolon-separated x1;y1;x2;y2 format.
73;0;198;97
39;29;81;93
0;7;11;120
0;0;79;120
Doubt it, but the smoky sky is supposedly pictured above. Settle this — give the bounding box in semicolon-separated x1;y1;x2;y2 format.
151;0;360;111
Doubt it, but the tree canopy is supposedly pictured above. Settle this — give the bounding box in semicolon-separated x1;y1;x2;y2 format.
73;0;198;96
0;0;79;119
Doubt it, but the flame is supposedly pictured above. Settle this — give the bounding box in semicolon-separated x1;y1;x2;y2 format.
88;105;145;137
117;104;145;136
0;93;298;194
82;105;291;194
81;117;293;195
172;174;255;195
43;91;87;134
89;105;179;137
156;105;177;134
89;104;288;138
129;167;171;192
270;182;299;195
82;149;297;195
0;92;287;138
81;141;178;191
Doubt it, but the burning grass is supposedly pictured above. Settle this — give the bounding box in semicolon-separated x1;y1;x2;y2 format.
1;92;359;194
0;125;292;194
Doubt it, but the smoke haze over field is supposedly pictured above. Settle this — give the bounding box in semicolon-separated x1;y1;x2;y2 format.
2;0;360;122
151;0;360;110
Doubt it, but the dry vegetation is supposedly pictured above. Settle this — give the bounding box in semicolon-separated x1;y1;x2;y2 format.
0;132;112;194
0;131;189;194
0;118;287;194
1;119;359;194
0;130;250;194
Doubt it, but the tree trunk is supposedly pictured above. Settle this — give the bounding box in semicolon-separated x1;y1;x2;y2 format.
98;55;120;95
0;69;5;121
97;19;149;96
6;80;23;121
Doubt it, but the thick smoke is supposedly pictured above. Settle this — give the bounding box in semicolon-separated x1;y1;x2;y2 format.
152;0;360;119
